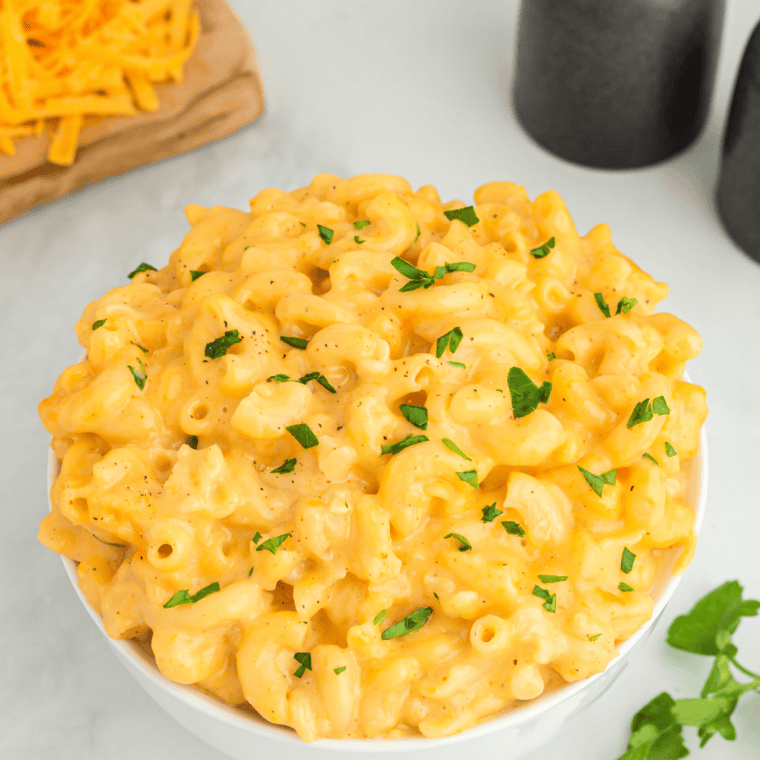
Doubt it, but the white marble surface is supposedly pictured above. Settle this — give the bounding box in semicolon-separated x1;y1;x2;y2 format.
2;1;760;758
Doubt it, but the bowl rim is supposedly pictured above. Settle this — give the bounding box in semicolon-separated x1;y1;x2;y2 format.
49;382;708;752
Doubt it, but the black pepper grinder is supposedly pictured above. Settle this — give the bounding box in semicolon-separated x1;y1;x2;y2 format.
716;21;760;262
513;0;726;169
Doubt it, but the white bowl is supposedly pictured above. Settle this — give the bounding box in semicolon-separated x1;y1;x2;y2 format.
50;426;707;760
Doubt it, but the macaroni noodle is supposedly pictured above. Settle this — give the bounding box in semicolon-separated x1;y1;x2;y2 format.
39;174;707;741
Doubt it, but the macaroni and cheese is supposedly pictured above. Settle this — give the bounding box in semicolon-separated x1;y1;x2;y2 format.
38;174;707;741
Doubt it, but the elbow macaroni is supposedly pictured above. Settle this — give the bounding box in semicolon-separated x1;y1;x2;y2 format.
38;174;707;741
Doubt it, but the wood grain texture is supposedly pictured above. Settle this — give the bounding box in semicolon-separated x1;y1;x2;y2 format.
0;0;265;226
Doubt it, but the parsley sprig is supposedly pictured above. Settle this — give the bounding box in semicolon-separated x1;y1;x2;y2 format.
614;581;760;759
163;581;220;608
381;607;433;639
205;330;242;359
627;396;671;428
507;367;552;418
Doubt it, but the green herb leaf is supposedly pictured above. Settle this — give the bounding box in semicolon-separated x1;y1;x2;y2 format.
507;366;552;418
298;371;336;393
280;336;309;350
577;466;618;497
627;398;654;428
665;442;678;457
190;270;206;281
354;235;364;244
620;692;689;760
248;566;254;577
616;297;638;315
441;438;471;460
334;666;346;675
373;609;387;625
381;433;429;455
666;581;760;657
286;423;319;449
619;582;634;592
293;652;312;678
268;374;291;382
205;329;242;359
532;585;551;600
128;358;147;390
252;532;261;544
353;220;370;230
532;585;557;612
187;435;198;449
502;520;525;537
128;262;157;278
399;403;428;430
444;533;472;552
481;503;503;522
130;341;148;353
443;206;479;227
537;575;568;583
456;469;478;489
621;547;637;574
435;326;464;358
414;223;421;242
530;237;555;259
391;256;429;281
653;396;671;416
163;581;220;608
594;292;611;318
381;606;433;640
446;360;466;368
547;352;556;361
256;532;291;554
271;458;296;474
443;261;476;273
317;225;334;245
92;319;107;330
642;452;660;466
588;633;602;642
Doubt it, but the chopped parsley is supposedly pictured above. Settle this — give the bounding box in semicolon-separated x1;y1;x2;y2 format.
588;633;602;642
530;237;555;259
532;585;557;612
271;458;296;474
578;466;617;497
256;532;291;554
205;329;242;359
268;374;290;382
298;371;336;393
481;503;503;522
537;575;568;584
627;396;671;428
373;609;387;625
353;220;370;230
435;326;464;358
354;235;364;244
653;395;671;416
252;532;262;544
618;582;634;592
456;469;478;489
616;297;638;315
381;434;429;455
128;262;157;278
507;367;552;418
293;652;312;678
190;270;206;281
286;423;319;449
502;520;525;537
621;547;636;574
92;319;106;330
399;403;428;430
128;358;147;390
665;442;678;457
444;206;479;227
642;452;660;466
248;566;254;577
414;223;421;242
130;341;148;353
446;361;466;368
390;258;475;292
444;533;472;552
381;607;433;639
334;666;346;675
187;435;198;449
280;336;309;350
163;581;220;608
594;292;611;318
547;352;556;361
317;225;334;245
442;438;471;460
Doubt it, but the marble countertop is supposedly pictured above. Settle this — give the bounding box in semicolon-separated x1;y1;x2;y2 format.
2;1;759;758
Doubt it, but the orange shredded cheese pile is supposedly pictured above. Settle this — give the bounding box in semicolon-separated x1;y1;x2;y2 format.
0;0;200;166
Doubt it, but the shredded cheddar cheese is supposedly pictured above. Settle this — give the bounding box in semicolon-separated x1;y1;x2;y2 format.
0;0;199;165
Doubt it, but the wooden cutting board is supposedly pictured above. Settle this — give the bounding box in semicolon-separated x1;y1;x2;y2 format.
0;0;265;226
